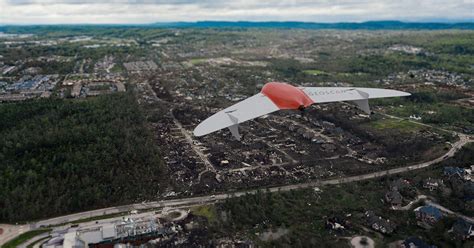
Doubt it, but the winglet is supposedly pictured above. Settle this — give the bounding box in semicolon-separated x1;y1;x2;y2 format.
227;113;241;140
352;90;371;114
228;124;241;140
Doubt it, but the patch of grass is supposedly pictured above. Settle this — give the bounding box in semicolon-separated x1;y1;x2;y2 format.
110;64;124;73
336;72;368;77
3;229;51;248
303;69;329;76
191;205;217;223
368;118;422;132
189;58;207;65
167;211;182;219
385;102;474;132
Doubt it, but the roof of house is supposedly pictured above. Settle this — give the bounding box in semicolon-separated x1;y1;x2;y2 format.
385;190;403;204
464;182;474;195
402;236;435;248
443;166;465;176
452;218;474;237
365;211;395;232
464;195;474;202
423;178;442;186
414;205;443;220
390;178;411;191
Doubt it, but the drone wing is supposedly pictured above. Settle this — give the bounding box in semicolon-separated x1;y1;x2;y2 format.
193;84;410;140
193;93;279;140
300;87;411;114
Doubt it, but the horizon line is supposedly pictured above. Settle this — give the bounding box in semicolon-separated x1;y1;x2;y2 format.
1;19;474;26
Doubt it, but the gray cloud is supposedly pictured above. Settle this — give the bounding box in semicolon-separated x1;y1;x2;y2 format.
1;0;473;24
6;0;201;4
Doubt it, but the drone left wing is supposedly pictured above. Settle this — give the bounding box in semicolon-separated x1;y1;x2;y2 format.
193;93;279;140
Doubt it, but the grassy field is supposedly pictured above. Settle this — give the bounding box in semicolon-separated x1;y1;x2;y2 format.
368;118;423;132
385;103;474;132
189;58;207;65
303;69;329;76
191;205;218;223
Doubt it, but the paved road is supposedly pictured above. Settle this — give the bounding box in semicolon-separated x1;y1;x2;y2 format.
0;224;30;246
170;109;216;180
394;195;429;211
140;81;216;176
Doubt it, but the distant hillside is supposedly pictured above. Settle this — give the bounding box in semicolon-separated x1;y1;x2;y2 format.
1;21;474;33
150;21;474;30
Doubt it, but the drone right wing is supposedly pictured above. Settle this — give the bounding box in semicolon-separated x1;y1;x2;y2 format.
300;87;411;114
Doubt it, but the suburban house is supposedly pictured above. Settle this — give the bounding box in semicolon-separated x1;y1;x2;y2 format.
400;236;436;248
443;167;466;179
414;206;443;228
365;211;396;234
451;218;474;240
385;190;403;208
422;178;443;191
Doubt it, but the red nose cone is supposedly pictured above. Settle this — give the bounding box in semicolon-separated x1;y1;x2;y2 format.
261;82;314;110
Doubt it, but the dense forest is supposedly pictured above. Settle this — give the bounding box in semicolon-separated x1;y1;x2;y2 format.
0;93;166;222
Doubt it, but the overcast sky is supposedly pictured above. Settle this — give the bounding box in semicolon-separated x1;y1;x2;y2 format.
1;0;473;24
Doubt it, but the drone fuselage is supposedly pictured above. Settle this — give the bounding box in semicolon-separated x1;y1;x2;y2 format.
261;82;313;110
